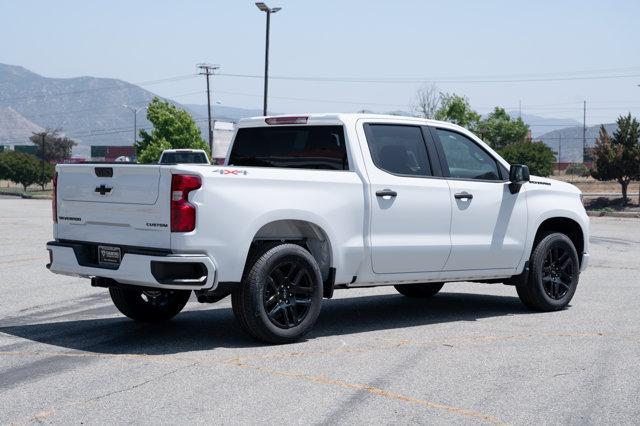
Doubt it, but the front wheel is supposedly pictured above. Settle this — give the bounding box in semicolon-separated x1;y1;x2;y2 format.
232;244;323;344
394;283;444;298
109;287;191;322
516;232;580;311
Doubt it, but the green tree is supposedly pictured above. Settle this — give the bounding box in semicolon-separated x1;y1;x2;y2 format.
29;129;77;162
434;93;481;131
591;115;640;204
0;153;10;181
0;151;54;191
499;141;556;177
478;107;529;150
135;97;211;163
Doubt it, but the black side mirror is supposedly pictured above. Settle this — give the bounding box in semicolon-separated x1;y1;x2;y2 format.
509;164;530;183
509;164;530;193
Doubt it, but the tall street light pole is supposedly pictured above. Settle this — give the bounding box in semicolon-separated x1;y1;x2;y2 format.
256;2;281;116
122;105;145;145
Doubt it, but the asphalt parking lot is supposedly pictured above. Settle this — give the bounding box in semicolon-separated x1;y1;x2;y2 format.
1;198;639;425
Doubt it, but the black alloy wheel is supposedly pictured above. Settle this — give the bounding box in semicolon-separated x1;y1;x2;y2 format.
263;260;314;329
541;245;575;300
231;243;323;344
516;232;580;311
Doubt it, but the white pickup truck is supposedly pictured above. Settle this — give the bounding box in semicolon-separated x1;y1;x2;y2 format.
47;114;589;343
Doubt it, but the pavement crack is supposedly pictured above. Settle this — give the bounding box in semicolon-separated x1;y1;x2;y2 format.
81;361;200;403
24;362;199;424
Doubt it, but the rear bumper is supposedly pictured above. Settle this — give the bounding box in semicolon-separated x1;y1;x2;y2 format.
46;241;217;290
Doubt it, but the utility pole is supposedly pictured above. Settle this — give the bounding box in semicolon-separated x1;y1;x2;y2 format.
122;105;145;146
197;63;220;153
41;133;45;185
256;2;282;116
582;100;587;163
518;100;521;119
32;131;47;188
558;134;562;164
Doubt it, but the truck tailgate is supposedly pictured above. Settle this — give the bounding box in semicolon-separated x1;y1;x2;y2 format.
55;164;171;249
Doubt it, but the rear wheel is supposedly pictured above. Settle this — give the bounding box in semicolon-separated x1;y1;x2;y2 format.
109;287;191;322
232;244;323;344
516;232;580;311
394;283;444;298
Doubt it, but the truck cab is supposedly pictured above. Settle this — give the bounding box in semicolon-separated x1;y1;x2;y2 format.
159;149;210;165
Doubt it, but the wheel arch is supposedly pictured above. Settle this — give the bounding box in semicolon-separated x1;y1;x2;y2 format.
243;218;335;287
534;216;585;265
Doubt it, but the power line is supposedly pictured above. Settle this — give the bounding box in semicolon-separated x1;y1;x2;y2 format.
217;71;640;84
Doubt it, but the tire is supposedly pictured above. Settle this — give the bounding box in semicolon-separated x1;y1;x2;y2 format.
516;232;580;311
394;283;444;298
109;287;191;322
231;243;323;344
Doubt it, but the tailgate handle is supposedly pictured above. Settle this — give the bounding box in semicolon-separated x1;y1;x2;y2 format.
95;167;113;178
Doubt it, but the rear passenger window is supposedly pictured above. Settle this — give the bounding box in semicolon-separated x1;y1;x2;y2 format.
365;124;431;177
229;126;348;170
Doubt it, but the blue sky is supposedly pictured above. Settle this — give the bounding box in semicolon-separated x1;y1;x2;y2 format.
2;0;640;125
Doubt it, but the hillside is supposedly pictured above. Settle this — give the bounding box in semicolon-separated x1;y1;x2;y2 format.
0;63;163;154
0;106;44;144
510;112;581;138
0;63;270;157
537;123;617;163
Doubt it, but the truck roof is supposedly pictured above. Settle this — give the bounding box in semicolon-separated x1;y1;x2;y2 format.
161;149;207;153
236;113;510;171
237;113;465;132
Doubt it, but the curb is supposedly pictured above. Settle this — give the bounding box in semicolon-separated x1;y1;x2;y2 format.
586;210;640;219
0;191;52;200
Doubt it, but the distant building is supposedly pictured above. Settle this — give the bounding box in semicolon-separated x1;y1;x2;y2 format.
63;158;87;164
90;146;136;162
554;162;593;172
212;121;235;160
14;145;38;156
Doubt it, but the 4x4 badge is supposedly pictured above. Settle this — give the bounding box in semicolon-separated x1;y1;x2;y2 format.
213;169;247;175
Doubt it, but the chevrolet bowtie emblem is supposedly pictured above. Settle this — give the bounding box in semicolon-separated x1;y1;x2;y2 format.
95;184;112;195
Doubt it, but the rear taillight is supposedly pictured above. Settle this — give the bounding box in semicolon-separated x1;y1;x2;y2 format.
52;171;58;223
171;174;201;232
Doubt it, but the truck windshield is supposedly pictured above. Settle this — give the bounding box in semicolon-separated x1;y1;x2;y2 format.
229;125;349;170
160;152;209;164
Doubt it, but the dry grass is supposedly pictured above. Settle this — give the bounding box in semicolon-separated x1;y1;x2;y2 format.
0;179;51;192
552;174;639;195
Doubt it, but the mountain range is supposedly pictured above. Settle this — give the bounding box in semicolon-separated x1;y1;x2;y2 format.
0;63;260;157
0;62;617;161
